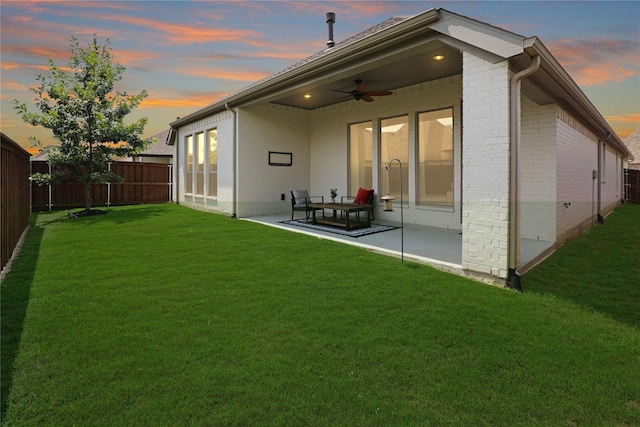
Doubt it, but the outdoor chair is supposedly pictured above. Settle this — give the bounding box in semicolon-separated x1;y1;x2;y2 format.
341;188;375;220
290;190;324;221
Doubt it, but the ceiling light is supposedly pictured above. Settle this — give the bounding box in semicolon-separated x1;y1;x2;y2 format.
433;54;445;61
304;94;311;99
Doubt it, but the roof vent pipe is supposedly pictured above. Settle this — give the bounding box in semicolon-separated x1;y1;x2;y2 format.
326;12;336;48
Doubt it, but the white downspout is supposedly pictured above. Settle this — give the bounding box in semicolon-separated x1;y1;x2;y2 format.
507;55;540;291
597;134;611;224
225;103;238;218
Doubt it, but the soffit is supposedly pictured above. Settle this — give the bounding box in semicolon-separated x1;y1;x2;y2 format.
269;40;462;110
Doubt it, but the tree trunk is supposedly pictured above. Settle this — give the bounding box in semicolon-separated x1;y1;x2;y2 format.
84;182;91;211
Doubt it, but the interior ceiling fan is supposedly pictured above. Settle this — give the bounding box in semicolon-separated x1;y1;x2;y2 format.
333;79;393;102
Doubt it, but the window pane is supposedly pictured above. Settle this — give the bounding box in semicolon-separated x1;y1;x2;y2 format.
195;132;204;195
380;116;408;201
348;121;372;196
418;109;453;206
207;129;217;197
185;135;193;194
196;132;205;173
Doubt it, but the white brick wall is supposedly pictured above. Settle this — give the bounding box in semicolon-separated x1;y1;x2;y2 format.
175;111;235;213
520;96;556;242
601;143;621;212
555;107;598;239
461;52;510;278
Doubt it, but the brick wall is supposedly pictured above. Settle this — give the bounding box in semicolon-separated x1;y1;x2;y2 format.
461;52;510;279
520;96;557;242
555;106;599;241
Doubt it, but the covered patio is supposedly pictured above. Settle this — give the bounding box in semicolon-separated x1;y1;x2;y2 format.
245;214;554;282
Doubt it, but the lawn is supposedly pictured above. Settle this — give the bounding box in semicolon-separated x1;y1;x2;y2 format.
2;203;639;426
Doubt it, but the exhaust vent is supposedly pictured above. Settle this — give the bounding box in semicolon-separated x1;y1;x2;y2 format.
326;12;335;48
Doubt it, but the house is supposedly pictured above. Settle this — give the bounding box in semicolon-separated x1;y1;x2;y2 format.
129;129;174;164
167;8;633;287
625;128;640;171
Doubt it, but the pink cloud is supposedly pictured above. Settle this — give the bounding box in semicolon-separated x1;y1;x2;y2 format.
174;67;270;82
547;38;639;86
81;12;264;46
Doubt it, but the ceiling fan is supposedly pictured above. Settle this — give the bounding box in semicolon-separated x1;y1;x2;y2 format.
333;79;393;102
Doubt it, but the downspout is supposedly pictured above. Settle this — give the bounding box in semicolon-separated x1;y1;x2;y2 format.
597;134;611;224
172;127;180;205
507;55;540;292
225;103;238;219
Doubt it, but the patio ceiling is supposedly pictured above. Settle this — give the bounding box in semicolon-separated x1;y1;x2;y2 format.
269;41;463;110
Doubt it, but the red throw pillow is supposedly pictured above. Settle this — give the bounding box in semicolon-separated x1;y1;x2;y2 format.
354;188;373;204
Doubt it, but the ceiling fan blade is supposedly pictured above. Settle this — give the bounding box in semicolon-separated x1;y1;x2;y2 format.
361;95;375;102
355;82;367;93
365;91;393;96
329;89;352;94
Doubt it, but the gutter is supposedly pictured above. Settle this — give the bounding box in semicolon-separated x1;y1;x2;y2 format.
524;38;631;159
507;54;541;292
225;103;238;218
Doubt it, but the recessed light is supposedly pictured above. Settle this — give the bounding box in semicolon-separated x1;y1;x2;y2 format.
304;94;311;99
433;54;445;61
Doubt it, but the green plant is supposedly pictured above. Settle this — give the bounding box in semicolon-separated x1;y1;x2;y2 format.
330;188;337;198
12;35;151;212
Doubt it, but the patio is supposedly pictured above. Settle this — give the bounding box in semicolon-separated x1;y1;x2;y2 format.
244;214;555;278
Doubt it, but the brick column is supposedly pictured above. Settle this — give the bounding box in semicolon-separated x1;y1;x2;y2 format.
461;52;511;280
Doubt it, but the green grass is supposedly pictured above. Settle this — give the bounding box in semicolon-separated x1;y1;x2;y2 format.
523;203;640;328
2;203;639;426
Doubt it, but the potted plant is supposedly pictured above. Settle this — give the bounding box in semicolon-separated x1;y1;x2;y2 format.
330;188;337;202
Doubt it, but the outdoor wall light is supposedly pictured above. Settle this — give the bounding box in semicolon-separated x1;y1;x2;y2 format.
433;54;445;61
381;194;395;211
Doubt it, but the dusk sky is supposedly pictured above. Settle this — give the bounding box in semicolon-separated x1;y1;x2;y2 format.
2;1;639;154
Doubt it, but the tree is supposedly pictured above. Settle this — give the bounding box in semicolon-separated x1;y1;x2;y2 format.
13;35;151;214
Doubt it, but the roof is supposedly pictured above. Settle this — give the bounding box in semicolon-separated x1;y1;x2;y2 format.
169;7;631;158
624;128;640;163
140;129;173;156
30;145;58;161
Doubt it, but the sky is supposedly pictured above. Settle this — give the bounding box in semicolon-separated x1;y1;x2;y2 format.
2;1;639;154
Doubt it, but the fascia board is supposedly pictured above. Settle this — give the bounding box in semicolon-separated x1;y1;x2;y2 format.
526;38;631;156
431;10;524;59
171;9;440;127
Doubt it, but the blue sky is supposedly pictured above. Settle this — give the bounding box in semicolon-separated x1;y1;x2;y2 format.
2;1;638;152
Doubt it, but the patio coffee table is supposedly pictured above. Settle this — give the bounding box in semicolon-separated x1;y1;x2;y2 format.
309;202;373;231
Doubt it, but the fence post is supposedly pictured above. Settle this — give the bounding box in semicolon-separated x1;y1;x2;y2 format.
168;164;173;201
107;161;111;206
48;161;52;211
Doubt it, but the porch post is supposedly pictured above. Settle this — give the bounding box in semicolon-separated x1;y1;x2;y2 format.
461;52;511;282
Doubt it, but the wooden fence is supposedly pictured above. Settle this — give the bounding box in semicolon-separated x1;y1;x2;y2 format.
627;169;640;204
31;161;172;211
1;133;32;273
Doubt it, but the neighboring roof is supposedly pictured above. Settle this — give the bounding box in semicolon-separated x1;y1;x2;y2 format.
624;128;640;163
30;145;58;161
140;129;173;156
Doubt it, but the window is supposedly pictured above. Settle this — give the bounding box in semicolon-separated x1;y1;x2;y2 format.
207;129;218;197
417;108;454;206
195;132;205;195
380;115;409;201
185;135;193;194
348;121;373;195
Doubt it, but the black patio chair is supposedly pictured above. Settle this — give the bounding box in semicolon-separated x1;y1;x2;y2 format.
290;190;324;221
